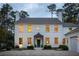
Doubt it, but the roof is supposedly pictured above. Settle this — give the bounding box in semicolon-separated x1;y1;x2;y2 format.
63;23;79;27
16;18;79;27
16;18;62;24
65;27;79;35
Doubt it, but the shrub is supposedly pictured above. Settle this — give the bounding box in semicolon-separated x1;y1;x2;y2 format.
59;45;68;50
41;45;43;47
43;45;52;49
15;45;19;48
27;45;34;49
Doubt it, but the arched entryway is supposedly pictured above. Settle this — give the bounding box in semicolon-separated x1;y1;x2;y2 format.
34;33;44;47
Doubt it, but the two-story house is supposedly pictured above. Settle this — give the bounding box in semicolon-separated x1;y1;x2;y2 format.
15;10;77;48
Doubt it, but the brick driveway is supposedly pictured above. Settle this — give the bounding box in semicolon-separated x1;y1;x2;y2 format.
0;48;79;56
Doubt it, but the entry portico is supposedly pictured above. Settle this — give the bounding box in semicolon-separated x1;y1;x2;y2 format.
34;33;44;47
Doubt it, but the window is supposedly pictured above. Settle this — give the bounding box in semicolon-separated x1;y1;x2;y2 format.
45;37;50;45
19;38;23;44
27;37;32;46
19;23;24;32
27;24;32;32
54;23;58;32
54;37;58;44
45;24;50;32
19;38;23;48
62;38;66;44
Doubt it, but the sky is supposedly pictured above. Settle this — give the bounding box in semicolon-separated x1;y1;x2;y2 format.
0;3;64;18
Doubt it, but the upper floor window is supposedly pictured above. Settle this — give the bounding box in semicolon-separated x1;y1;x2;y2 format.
19;23;24;32
27;37;32;46
27;24;32;32
54;37;58;44
45;24;50;32
54;23;58;32
45;37;50;45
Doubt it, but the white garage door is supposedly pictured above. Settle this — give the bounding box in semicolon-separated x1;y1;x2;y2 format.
70;36;77;52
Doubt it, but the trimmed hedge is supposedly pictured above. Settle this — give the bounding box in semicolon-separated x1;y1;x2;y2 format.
59;45;68;50
43;45;52;49
27;45;34;49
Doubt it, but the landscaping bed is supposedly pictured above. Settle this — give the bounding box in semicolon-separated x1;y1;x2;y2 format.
14;45;34;50
43;45;52;50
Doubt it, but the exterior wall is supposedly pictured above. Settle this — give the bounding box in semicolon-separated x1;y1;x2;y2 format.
65;31;79;52
15;24;66;48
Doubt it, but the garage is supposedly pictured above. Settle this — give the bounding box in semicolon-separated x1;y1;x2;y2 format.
70;36;78;52
65;27;79;52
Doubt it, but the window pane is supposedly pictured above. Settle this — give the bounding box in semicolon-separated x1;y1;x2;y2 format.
54;24;58;32
27;24;32;32
19;23;24;32
54;37;58;44
27;37;32;46
45;37;50;45
62;38;66;44
19;38;23;44
45;24;50;32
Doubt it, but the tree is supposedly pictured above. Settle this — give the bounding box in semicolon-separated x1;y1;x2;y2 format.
0;3;13;29
47;4;56;17
19;10;29;19
0;4;15;48
63;3;79;23
0;27;7;42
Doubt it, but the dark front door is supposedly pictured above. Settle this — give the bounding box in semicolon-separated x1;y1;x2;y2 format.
37;39;40;47
34;33;44;48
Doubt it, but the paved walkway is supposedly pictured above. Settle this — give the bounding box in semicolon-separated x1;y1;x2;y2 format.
0;48;79;56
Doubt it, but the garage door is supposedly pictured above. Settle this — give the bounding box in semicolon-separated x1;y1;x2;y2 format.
70;36;77;52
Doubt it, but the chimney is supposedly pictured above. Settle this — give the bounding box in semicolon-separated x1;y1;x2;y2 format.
57;9;63;22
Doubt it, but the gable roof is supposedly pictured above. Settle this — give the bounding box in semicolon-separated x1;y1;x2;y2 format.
16;18;62;24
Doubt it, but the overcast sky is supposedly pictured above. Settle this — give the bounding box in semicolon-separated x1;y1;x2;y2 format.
0;3;64;18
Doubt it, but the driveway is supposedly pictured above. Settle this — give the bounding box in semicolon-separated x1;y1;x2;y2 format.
0;48;79;56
